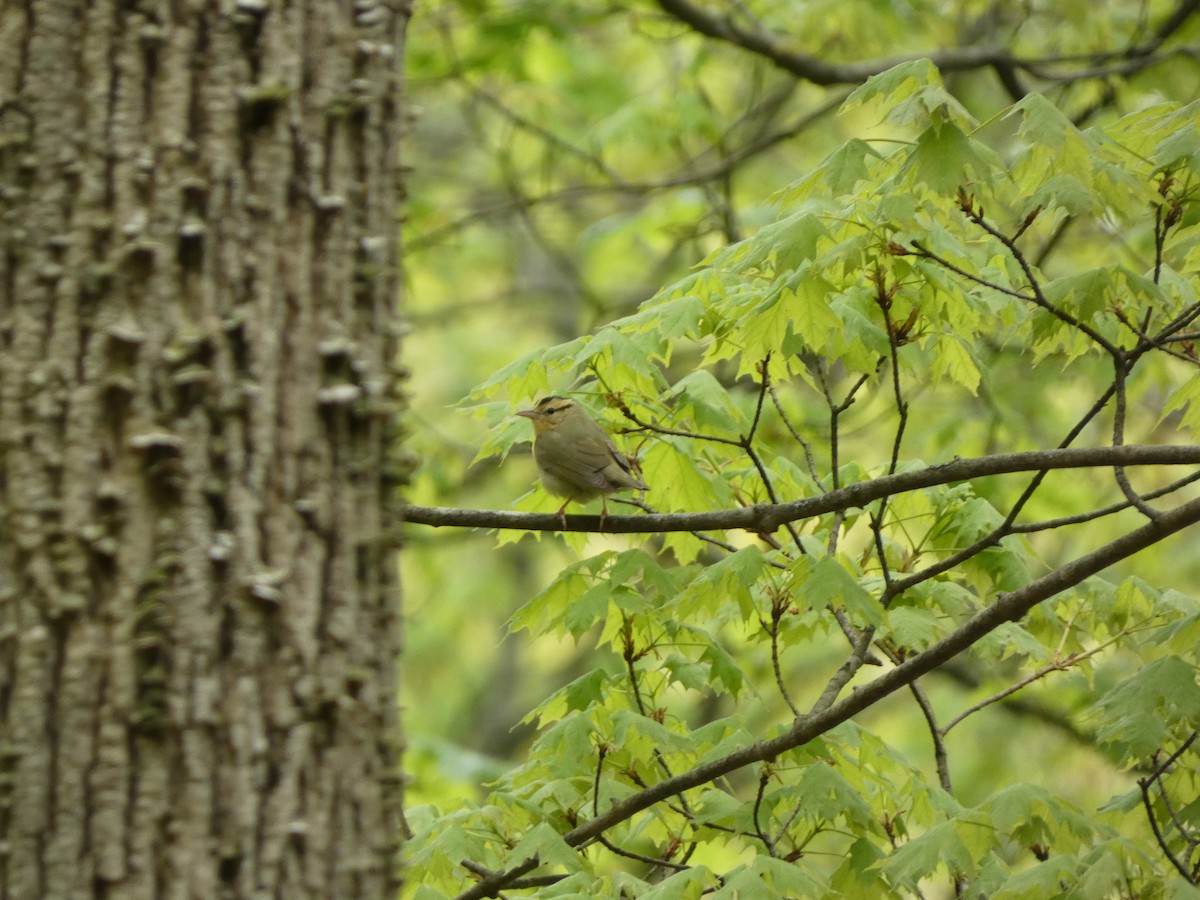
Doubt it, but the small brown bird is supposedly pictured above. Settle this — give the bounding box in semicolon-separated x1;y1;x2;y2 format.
516;396;648;519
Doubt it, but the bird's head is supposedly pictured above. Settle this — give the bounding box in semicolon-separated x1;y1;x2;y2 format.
515;396;580;436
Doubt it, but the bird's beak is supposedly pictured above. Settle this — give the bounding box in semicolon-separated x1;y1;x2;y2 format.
516;409;540;420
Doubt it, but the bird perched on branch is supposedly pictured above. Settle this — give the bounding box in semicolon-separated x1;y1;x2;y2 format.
516;396;647;520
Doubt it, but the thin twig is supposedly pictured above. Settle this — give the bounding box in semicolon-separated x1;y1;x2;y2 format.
593;746;608;817
1138;732;1199;882
752;769;778;855
910;681;953;793
870;265;910;602
767;381;825;490
959;197;1122;356
1111;360;1162;520
761;592;802;718
942;649;1100;734
745;355;807;554
594;834;693;871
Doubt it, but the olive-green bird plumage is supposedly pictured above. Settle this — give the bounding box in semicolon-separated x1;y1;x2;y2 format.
516;396;647;515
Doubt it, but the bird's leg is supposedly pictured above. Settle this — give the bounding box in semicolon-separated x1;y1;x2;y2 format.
556;498;571;531
599;495;610;530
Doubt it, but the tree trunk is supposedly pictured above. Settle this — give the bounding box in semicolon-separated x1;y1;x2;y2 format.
0;0;409;897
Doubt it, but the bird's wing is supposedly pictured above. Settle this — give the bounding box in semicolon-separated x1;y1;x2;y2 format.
598;436;647;491
535;429;617;491
536;428;647;492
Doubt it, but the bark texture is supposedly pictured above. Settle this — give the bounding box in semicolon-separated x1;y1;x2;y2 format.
0;0;408;897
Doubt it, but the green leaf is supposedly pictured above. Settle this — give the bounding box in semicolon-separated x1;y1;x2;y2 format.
640;866;717;899
609;548;666;592
1043;269;1112;321
1089;656;1200;757
406;806;493;884
882;819;975;888
691;717;757;765
564;670;607;711
411;884;451;900
1076;840;1144;899
780;269;844;353
979;783;1096;847
472;404;539;465
721;211;830;273
509;560;602;636
522;670;610;725
610;709;695;755
822;138;881;195
1008;91;1080;149
508;822;585;875
673;546;766;621
943;496;1004;543
523;712;599;774
641;435;732;515
700;642;745;696
977;621;1051;662
692;789;743;827
615;294;707;341
796;761;875;824
800;555;881;625
1153;609;1200;657
1150;99;1200;167
843;59;975;131
661;653;710;692
831;837;887;895
1097;786;1143;814
929;331;981;393
989;855;1079;900
561;583;614;636
717;856;826;897
575;328;669;395
1161;373;1200;438
469;347;551;400
907;123;994;194
1027;171;1098;216
664;369;744;432
1163;877;1200;900
737;289;793;368
884;606;944;651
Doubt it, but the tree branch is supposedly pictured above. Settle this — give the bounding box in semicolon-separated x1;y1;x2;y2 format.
654;0;1199;87
405;444;1200;533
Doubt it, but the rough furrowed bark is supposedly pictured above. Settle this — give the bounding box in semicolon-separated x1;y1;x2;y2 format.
0;0;410;897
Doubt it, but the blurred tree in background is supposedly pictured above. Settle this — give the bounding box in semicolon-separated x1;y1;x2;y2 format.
401;1;1200;897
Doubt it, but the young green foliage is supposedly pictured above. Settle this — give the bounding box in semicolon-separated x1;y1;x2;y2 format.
409;29;1200;898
